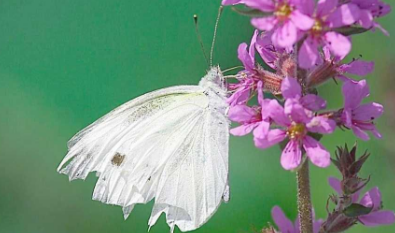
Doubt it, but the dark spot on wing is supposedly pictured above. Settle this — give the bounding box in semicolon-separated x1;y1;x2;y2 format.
111;153;125;166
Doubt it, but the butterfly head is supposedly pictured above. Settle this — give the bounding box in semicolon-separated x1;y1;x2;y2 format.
199;66;227;94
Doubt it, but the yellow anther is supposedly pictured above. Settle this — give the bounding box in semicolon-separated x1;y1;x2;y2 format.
287;123;306;139
275;4;293;20
311;19;323;35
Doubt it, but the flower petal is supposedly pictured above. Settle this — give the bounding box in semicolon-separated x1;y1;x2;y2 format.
324;32;351;60
353;102;384;122
294;0;315;16
301;94;327;111
355;123;382;139
272;21;298;48
251;16;278;31
227;86;251;106
281;140;302;170
328;3;361;28
336;74;354;82
269;100;292;127
323;45;331;60
253;121;271;139
238;43;255;71
306;116;336;134
281;77;302;99
342;79;370;109
303;136;331;168
228;105;259;123
328;177;342;194
342;108;353;127
299;37;320;69
360;211;395;227
352;125;370;141
260;99;272;120
230;123;259;136
254;129;287;149
271;206;295;233
344;60;374;76
249;30;258;62
285;99;312;124
358;9;374;29
372;1;392;18
313;219;323;233
317;0;339;17
370;125;382;139
242;0;275;12
256;32;277;69
360;187;382;209
290;10;314;30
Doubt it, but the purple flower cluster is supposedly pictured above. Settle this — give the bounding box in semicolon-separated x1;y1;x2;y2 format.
228;30;383;170
221;0;392;232
223;0;391;68
223;0;388;171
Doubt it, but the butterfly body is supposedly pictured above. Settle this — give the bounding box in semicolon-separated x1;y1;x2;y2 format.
58;66;230;232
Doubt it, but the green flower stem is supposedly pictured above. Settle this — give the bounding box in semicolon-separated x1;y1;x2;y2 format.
297;160;314;233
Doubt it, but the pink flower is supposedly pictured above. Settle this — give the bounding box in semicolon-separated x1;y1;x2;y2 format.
228;104;270;137
227;77;256;106
254;77;335;170
222;0;315;48
329;177;395;227
340;80;384;140
227;30;260;106
228;82;272;138
255;31;298;78
271;206;323;233
336;59;375;82
227;30;283;106
306;47;375;87
298;0;361;68
255;31;282;70
359;187;395;226
351;0;391;35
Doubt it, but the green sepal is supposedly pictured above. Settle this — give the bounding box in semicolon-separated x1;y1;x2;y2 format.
343;203;373;218
334;26;370;36
231;6;272;18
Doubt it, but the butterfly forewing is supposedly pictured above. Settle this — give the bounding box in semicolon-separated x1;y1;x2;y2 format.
58;67;229;233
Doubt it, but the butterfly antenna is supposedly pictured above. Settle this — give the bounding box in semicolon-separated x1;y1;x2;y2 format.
210;6;224;67
193;14;209;67
222;66;244;73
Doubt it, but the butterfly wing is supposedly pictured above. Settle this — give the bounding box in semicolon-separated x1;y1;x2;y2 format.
58;83;229;232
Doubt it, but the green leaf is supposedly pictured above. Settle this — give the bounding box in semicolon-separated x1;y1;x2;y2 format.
343;203;373;218
334;26;370;36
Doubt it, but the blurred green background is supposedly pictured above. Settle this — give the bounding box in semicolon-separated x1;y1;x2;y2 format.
0;1;394;232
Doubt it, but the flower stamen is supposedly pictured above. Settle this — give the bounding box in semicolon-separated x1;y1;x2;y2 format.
310;19;324;37
287;123;306;140
275;4;293;21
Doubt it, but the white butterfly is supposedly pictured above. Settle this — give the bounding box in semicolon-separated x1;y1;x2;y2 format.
57;66;230;232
